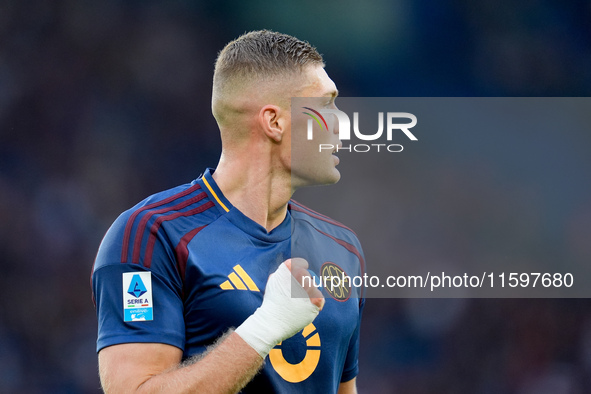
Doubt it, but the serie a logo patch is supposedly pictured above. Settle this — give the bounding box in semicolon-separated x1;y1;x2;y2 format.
122;272;153;322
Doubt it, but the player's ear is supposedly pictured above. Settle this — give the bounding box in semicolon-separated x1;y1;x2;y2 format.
259;105;286;142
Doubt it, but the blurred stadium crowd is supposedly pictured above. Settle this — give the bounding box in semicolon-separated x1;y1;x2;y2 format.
1;0;591;392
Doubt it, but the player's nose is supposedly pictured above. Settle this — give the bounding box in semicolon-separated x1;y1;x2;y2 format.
332;114;341;146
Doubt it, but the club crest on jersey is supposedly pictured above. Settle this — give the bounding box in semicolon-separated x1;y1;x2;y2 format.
122;272;153;322
321;262;351;301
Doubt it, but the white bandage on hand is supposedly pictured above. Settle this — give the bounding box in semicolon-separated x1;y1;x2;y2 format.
235;263;321;358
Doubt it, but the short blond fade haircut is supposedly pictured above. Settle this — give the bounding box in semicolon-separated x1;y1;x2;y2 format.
213;30;324;100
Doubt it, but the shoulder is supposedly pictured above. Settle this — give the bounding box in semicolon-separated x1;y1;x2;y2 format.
289;199;366;298
94;180;219;271
289;199;363;254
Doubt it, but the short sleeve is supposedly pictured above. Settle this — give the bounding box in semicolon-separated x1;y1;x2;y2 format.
93;263;185;353
340;297;364;382
92;212;186;353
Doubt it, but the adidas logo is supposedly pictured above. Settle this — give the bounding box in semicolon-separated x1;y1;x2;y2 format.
220;265;260;292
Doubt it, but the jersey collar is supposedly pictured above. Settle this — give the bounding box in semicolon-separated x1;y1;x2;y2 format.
201;168;232;214
200;168;292;242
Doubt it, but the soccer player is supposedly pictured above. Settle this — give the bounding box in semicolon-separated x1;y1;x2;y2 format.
92;30;365;393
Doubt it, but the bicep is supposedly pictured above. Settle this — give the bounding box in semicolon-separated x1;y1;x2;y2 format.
99;343;183;393
338;377;357;394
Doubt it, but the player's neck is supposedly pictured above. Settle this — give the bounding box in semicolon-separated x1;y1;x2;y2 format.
212;153;292;233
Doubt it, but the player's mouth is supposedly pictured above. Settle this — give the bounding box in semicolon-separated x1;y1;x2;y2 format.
332;148;340;165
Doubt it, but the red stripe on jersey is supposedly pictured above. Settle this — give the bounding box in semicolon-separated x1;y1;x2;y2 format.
131;191;207;264
290;199;333;221
289;202;356;235
312;227;365;275
175;225;208;283
143;201;215;268
121;184;202;263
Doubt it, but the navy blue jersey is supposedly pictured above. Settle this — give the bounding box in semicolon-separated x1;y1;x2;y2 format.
92;168;365;393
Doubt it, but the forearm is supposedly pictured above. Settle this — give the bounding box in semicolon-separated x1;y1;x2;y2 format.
99;260;322;393
101;332;264;394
